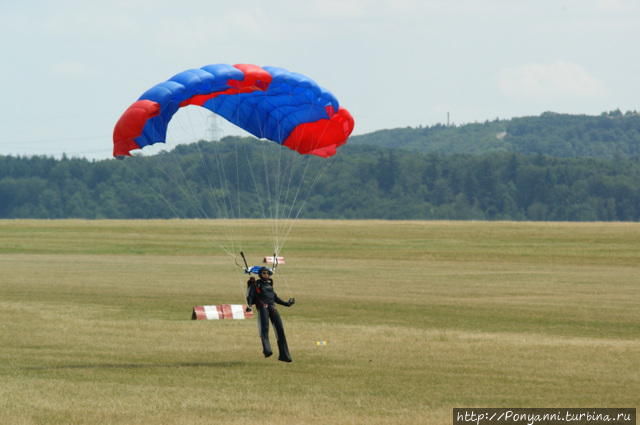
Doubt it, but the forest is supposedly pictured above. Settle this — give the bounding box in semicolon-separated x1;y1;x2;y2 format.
1;111;639;221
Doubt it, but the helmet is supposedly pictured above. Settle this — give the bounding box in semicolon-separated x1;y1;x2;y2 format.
258;267;273;276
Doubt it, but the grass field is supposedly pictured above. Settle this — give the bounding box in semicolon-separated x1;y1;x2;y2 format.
1;219;638;424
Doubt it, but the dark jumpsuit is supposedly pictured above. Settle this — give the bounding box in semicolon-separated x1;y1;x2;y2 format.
246;277;293;362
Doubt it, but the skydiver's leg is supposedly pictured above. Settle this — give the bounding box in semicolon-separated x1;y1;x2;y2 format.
257;305;272;357
268;305;292;362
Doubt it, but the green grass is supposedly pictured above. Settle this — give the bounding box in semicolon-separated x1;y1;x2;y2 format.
0;220;638;424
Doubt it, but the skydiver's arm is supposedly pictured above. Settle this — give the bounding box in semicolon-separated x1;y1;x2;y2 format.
275;294;295;307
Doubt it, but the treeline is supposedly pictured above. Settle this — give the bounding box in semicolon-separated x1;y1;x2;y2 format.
1;138;639;221
349;110;640;159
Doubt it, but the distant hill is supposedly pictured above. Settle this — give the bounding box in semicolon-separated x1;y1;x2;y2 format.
349;110;640;159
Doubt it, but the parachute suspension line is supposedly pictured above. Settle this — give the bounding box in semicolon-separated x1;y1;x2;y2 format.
277;155;313;250
190;108;244;257
233;144;242;223
156;155;240;257
229;109;293;297
271;101;335;256
207;107;280;280
228;140;246;267
270;107;285;252
242;142;272;222
192;140;240;257
252;114;280;255
177;114;249;303
180;106;242;257
277;162;325;253
149;156;210;221
268;99;335;297
199;132;252;295
273;113;299;257
181;112;235;250
266;110;293;257
162;107;236;258
274;145;296;255
206;140;243;254
165;109;222;216
172;158;211;218
280;154;337;250
118;150;240;258
227;106;272;227
269;120;291;295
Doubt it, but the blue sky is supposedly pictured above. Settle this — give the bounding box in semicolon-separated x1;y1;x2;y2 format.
1;0;638;158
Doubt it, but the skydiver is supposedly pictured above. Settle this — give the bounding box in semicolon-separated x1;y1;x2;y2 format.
246;267;295;362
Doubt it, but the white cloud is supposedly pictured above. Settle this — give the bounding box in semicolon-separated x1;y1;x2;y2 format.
498;61;606;101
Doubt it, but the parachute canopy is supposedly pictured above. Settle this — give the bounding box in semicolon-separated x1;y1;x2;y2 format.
113;64;354;158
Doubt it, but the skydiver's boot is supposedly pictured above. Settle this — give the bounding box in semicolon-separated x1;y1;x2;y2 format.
277;337;292;362
262;342;273;358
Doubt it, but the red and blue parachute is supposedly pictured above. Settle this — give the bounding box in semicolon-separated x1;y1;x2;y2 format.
113;64;354;158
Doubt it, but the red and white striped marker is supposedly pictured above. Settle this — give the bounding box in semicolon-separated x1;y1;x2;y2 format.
192;304;253;320
263;256;285;264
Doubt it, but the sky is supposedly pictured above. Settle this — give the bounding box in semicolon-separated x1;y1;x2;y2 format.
1;0;638;159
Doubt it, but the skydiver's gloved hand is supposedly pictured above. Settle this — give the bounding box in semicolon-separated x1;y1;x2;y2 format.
247;277;256;286
245;305;252;313
285;298;295;307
